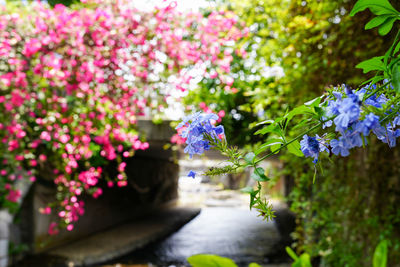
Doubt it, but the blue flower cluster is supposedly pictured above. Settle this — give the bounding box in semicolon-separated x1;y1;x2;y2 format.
301;84;400;162
300;134;328;163
176;111;225;158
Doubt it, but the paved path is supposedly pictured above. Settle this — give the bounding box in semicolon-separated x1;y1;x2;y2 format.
104;171;292;267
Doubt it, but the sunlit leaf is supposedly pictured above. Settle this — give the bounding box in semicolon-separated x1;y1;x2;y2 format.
286;247;299;261
356;57;385;73
365;15;392;29
304;96;322;107
350;0;399;16
188;254;238;267
287;140;304;157
373;240;388;267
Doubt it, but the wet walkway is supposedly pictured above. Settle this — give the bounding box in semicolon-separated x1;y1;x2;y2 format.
102;159;292;267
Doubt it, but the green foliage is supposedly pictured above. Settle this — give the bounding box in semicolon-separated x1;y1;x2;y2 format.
356;57;385;74
350;0;399;17
286;143;400;266
187;254;238;267
373;240;389;267
286;247;312;267
187;254;261;267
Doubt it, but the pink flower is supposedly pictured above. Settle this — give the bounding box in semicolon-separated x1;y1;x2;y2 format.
92;188;102;198
48;222;59;235
6;189;21;203
40;206;51;214
23;38;42;57
40;131;51;142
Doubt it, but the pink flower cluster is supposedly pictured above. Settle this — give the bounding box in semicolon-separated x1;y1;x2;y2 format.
0;0;245;233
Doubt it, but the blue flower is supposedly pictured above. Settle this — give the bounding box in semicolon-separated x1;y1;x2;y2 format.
333;98;360;132
372;124;400;148
330;137;350;157
188;170;196;178
177;112;225;158
353;113;380;136
300;135;322;163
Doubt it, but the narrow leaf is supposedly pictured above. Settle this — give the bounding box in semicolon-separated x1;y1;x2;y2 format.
378;17;397;35
255;119;274;126
356;57;385;73
392;62;400;93
394;41;400;55
373;240;388;267
286;247;299;261
365;15;392;29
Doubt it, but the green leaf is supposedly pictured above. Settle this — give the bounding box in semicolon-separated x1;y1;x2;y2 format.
255;123;280;135
240;186;255;194
350;0;399;16
360;75;385;86
254;138;284;155
270;142;282;154
356;57;385;73
304;96;322;107
287;140;304;157
187;254;238;267
394;41;400;55
286;247;299;261
249;190;258;208
244;152;255;164
248;263;261;267
373;240;388;267
378;17;397;35
365;15;392;29
251;167;269;182
297;254;312;267
255;119;274;126
284;105;313;122
392;62;400;93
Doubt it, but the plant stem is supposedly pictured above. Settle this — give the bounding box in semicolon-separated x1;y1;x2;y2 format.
254;122;322;164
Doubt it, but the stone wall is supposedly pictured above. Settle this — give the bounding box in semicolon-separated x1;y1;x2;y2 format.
13;120;179;255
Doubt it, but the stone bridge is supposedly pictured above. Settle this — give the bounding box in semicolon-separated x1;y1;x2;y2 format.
5;120;200;267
